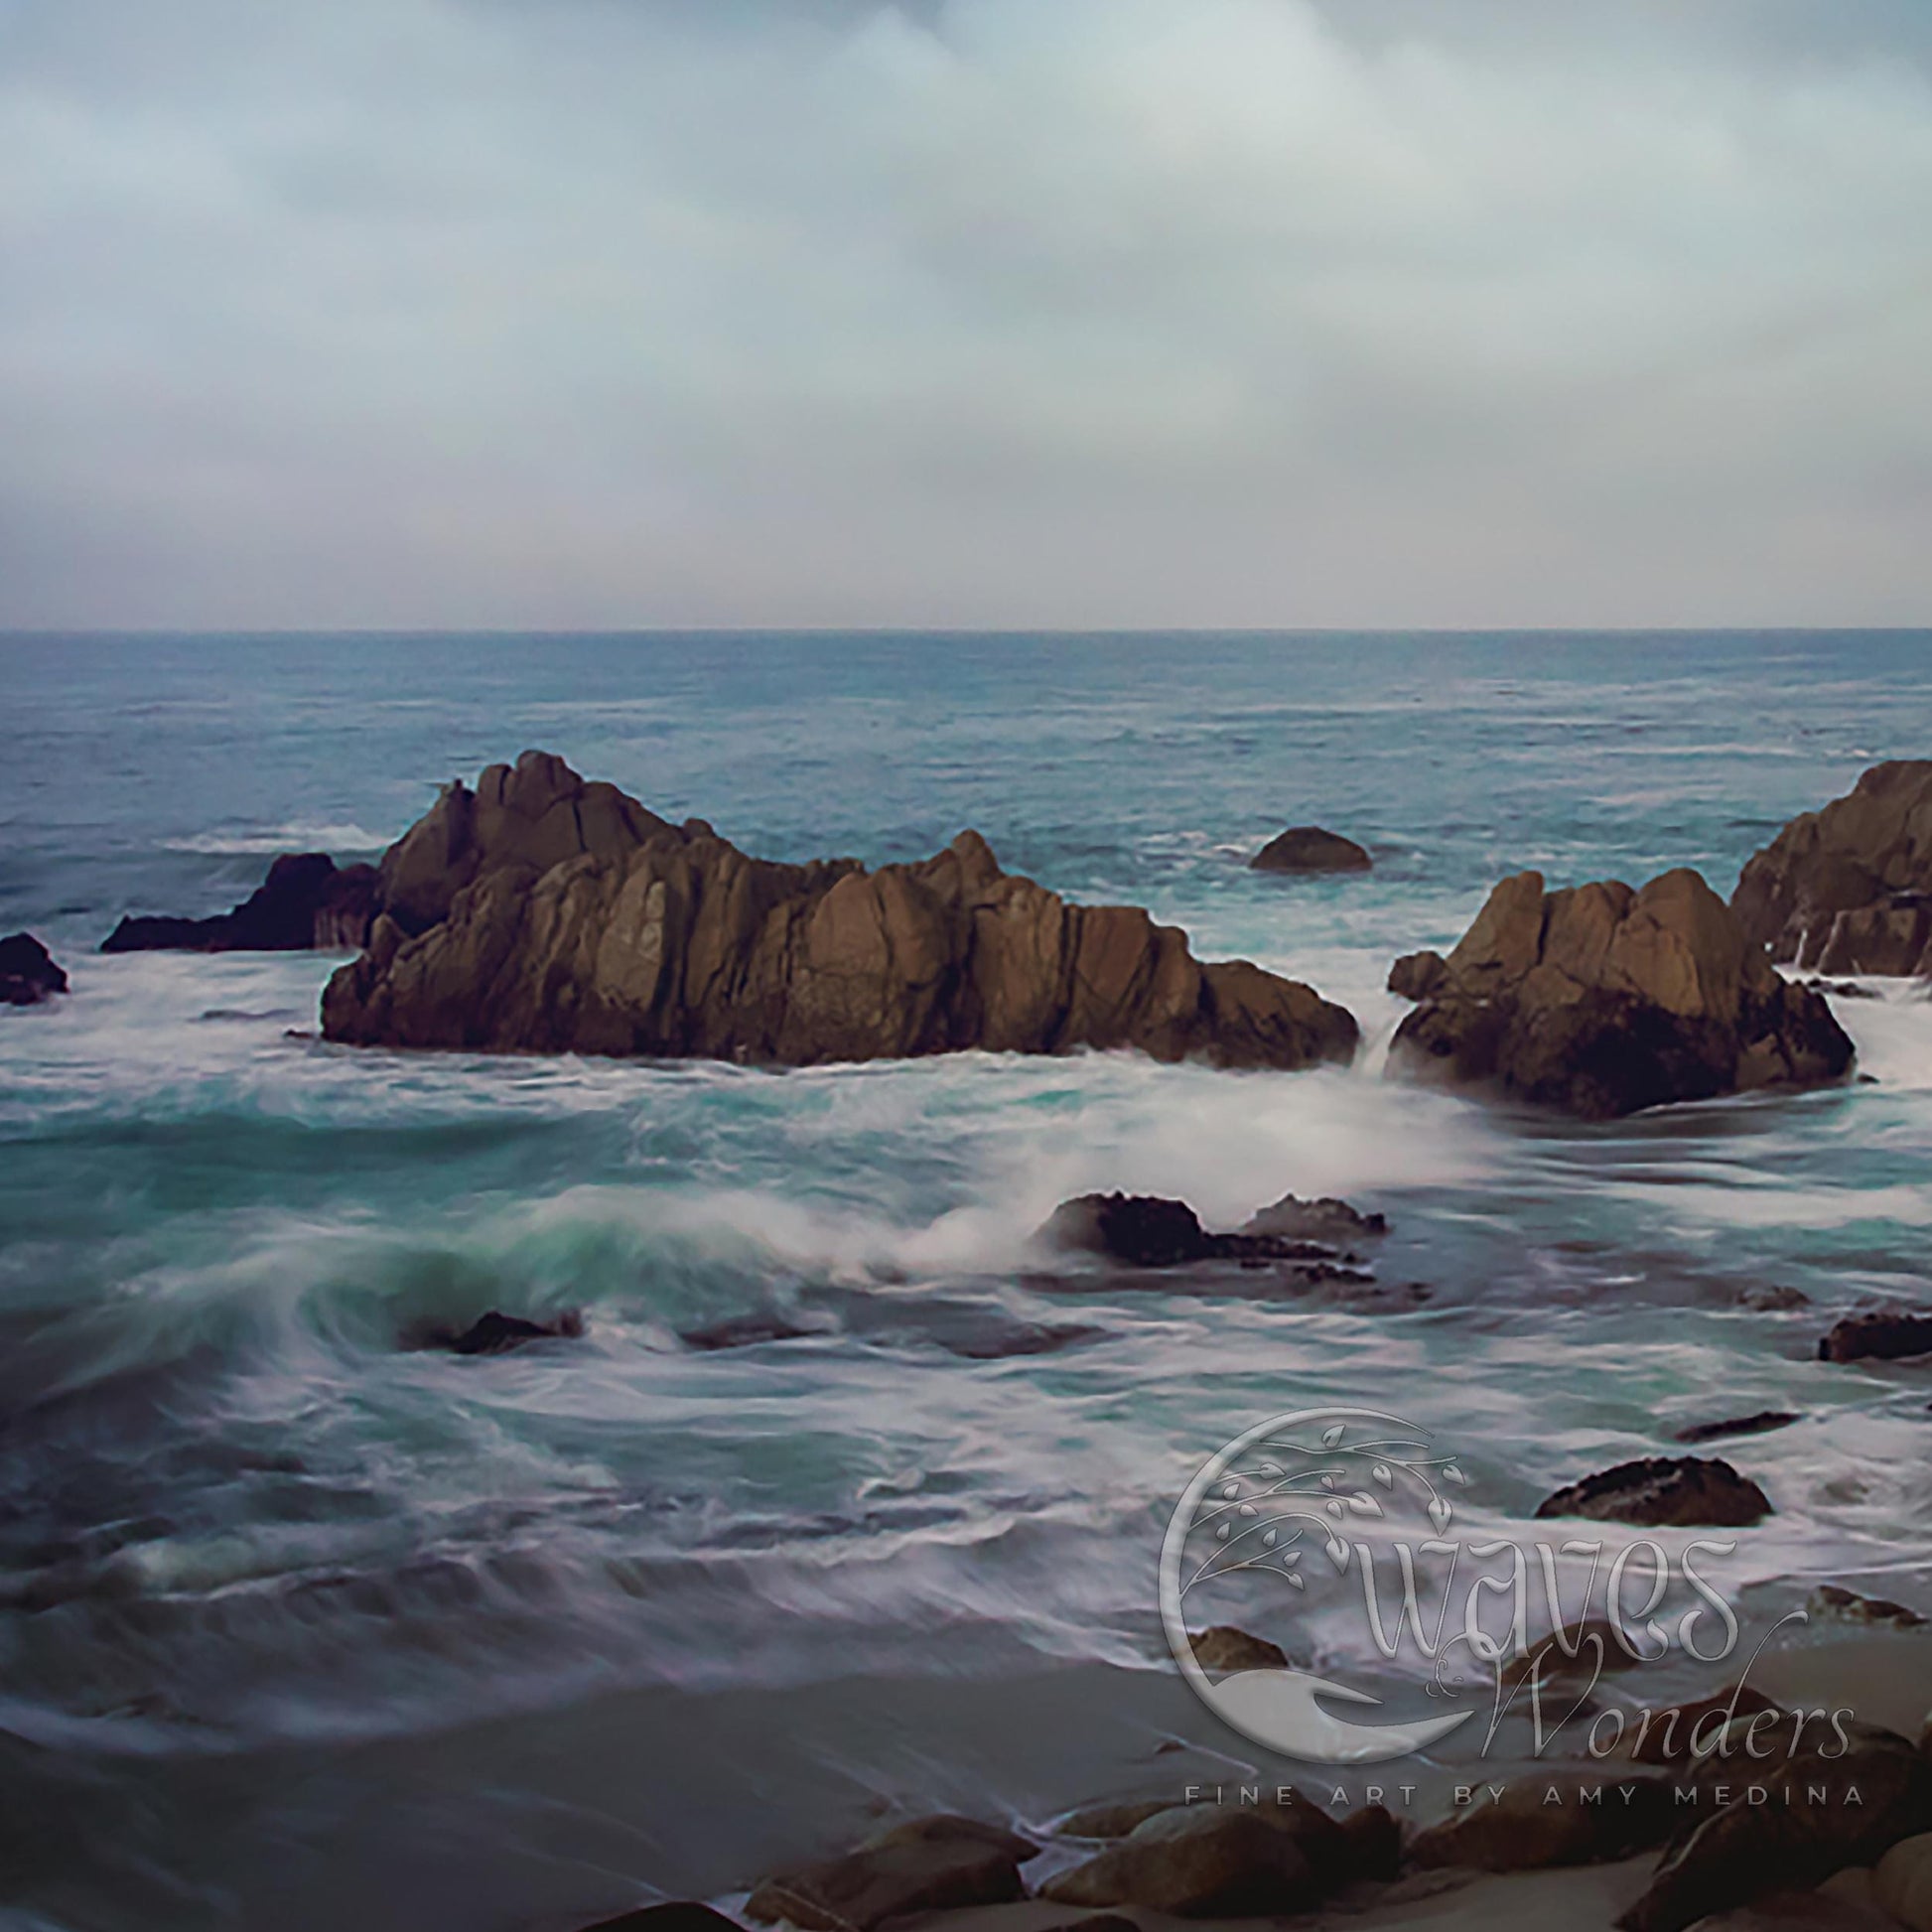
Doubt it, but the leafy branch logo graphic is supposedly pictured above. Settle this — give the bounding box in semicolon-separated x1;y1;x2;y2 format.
1181;1416;1469;1592
1160;1407;1478;1765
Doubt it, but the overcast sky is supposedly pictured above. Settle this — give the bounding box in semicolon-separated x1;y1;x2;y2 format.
3;0;1930;629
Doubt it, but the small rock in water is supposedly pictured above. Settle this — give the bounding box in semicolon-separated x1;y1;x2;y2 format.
1809;1584;1926;1628
1040;1193;1214;1267
0;932;69;1008
1189;1626;1288;1674
1673;1411;1801;1446
1250;827;1373;874
744;1815;1029;1931
679;1312;816;1352
405;1309;585;1355
1241;1191;1389;1242
1535;1455;1771;1528
1820;1310;1932;1364
1038;1191;1385;1270
1738;1285;1812;1312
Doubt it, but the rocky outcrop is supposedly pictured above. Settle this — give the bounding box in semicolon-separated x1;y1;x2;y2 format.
744;1815;1033;1931
1535;1456;1770;1528
322;753;1359;1070
1251;828;1372;874
1621;1722;1932;1932
0;933;68;1007
1409;1773;1676;1871
1041;1799;1390;1918
1820;1309;1932;1363
1386;869;1853;1118
102;853;380;954
1732;761;1932;973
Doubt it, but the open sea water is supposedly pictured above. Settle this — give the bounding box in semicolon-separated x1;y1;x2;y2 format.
5;629;1932;1929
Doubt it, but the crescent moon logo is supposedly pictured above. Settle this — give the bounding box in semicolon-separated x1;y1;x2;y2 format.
1160;1407;1476;1764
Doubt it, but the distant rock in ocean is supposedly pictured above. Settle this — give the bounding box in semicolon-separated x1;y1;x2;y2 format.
322;751;1359;1070
102;853;380;954
1249;826;1372;874
1733;759;1932;974
0;932;69;1007
1386;867;1854;1118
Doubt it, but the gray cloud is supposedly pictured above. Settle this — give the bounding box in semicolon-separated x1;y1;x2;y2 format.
1;0;1929;627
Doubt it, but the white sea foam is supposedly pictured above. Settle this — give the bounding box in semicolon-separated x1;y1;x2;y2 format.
164;821;394;855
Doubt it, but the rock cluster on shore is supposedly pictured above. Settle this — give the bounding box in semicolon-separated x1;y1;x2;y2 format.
1732;759;1932;974
320;753;1360;1070
1386;867;1854;1118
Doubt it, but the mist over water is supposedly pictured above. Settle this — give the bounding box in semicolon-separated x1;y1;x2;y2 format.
5;630;1932;1930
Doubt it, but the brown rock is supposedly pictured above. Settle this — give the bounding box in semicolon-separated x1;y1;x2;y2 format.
1189;1626;1288;1674
0;932;68;1007
1040;1805;1328;1917
1251;828;1372;874
1535;1456;1770;1529
575;1907;745;1932
859;1814;1037;1863
1621;1684;1789;1766
1057;1801;1179;1842
1409;1773;1676;1871
1732;762;1932;973
744;1819;1027;1931
102;852;381;955
1821;1310;1932;1364
402;1310;585;1355
1620;1722;1932;1932
324;754;1358;1071
1808;1584;1925;1628
1387;868;1852;1117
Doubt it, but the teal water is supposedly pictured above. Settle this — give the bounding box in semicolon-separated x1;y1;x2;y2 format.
5;630;1932;1929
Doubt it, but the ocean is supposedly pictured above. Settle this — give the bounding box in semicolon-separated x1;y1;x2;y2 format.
5;628;1932;1930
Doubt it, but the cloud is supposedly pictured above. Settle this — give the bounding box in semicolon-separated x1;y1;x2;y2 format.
1;0;1929;626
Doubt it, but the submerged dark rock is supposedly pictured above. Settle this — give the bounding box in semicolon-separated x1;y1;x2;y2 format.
1672;1411;1800;1446
1038;1191;1369;1268
1819;1309;1932;1364
1387;868;1853;1118
1536;1455;1771;1528
1732;761;1932;974
323;752;1359;1071
0;932;69;1007
406;1310;585;1356
1250;827;1372;874
102;853;380;954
